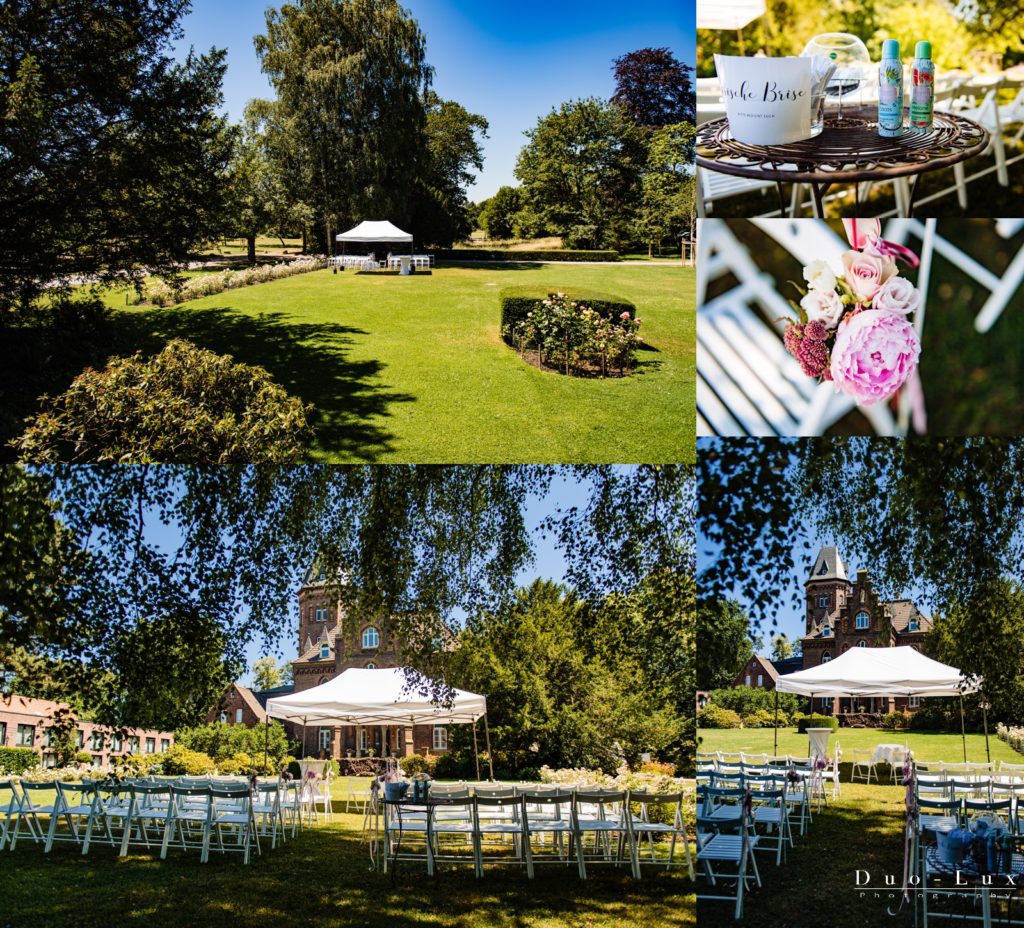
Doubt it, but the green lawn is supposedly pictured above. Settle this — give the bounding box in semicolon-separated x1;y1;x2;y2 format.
98;263;693;463
0;777;694;928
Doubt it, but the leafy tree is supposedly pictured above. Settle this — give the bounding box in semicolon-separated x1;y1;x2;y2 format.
176;720;293;765
413;92;488;247
612;47;695;128
515;98;643;251
0;0;234;314
696;598;756;692
222;121;274;264
771;633;795;661
46;705;80;768
479;186;523;241
254;0;432;252
635;121;695;256
252;656;292;691
13;339;312;463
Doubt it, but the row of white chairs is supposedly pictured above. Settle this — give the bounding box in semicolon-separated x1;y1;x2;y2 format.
0;776;314;863
379;786;692;881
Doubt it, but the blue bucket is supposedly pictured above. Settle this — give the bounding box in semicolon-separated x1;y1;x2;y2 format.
384;782;408;801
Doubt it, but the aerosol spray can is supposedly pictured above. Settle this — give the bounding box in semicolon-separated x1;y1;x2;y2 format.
878;39;904;138
910;41;935;130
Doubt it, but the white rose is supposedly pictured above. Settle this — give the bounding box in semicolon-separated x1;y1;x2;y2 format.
800;288;845;330
871;276;920;316
803;259;837;293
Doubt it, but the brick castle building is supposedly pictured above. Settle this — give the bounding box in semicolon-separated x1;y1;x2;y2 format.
210;566;450;760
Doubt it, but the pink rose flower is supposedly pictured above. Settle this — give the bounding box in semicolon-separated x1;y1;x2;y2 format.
842;219;881;250
800;288;845;330
620;311;631;320
841;249;898;302
829;309;921;405
871;276;921;316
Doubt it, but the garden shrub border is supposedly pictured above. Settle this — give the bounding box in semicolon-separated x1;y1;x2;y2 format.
499;287;636;340
438;249;618;263
0;747;39;775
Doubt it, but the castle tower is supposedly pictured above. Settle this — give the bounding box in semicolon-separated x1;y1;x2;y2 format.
804;546;851;638
296;564;343;655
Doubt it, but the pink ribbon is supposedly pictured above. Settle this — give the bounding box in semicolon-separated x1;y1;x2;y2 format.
846;219;920;268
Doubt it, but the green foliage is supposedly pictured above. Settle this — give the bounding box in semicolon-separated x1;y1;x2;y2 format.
772;634;796;661
438;249;619;262
252;656;291;692
159;745;217;776
13;339;313;464
882;710;911;730
709;686;800;718
742;709;778;728
797;714;839;733
47;706;80;768
175;721;292;766
478;186;522;240
400;753;438;776
696;598;757;692
499;287;635;334
612;48;695;128
74;751;93;765
0;0;234;314
0;747;39;775
515;98;644;251
697;705;743;729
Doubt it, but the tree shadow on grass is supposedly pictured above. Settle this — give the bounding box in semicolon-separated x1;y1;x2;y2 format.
115;305;415;461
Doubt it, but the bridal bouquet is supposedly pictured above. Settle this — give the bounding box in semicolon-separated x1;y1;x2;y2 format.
782;219;922;406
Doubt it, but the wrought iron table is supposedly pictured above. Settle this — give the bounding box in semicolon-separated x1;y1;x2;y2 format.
696;106;989;217
920;844;1024;928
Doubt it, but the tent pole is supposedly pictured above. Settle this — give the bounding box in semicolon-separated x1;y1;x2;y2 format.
809;693;814;757
983;699;991;765
959;694;967;762
472;718;481;782
483;712;494;781
264;716;269;773
773;688;779;757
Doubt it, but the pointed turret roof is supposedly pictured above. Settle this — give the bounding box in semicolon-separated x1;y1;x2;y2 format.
806;546;848;584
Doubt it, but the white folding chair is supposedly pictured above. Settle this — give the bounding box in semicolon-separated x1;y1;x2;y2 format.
210;784;261;864
160;784;215;862
472;793;532;879
252;781;286;849
0;778;23;850
697;786;761;921
628;791;694;878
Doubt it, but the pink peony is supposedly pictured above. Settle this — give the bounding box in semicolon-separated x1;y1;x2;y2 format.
800;288;845;330
871;276;921;316
842;219;881;250
620;311;631;320
841;249;898;302
829;309;921;405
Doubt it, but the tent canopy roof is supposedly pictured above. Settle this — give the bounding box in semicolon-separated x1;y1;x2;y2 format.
696;0;766;30
775;646;981;697
335;220;412;243
265;667;486;726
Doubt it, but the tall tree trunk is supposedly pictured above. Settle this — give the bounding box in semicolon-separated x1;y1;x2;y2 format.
247;234;257;265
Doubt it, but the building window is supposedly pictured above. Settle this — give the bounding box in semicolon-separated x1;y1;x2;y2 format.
320;643;331;659
129;736;139;752
838;593;844;605
857;640;867;648
16;724;34;746
111;733;123;752
822;625;831;637
220;711;227;723
91;731;103;751
818;596;828;607
145;737;156;753
235;708;244;724
358;728;368;752
861;589;866;603
42;753;57;769
76;729;84;748
909;619;919;631
757;674;763;686
433;726;448;751
43;727;54;748
161;738;171;751
366;662;377;670
315;606;328;623
362;626;380;650
856;611;869;629
745;674;751;686
821;652;831;664
909;696;921;708
0;721;6;744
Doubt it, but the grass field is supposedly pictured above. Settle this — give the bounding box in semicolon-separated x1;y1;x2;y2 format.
698;727;1021;766
100;263;694;463
0;777;694;928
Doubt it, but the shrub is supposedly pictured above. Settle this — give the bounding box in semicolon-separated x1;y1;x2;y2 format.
159;745;216;776
708;686;802;718
437;249;618;263
742;709;777;729
0;747;39;775
74;751;93;765
499;286;636;335
698;705;742;729
797;714;839;733
639;760;677;776
14;339;312;463
909;706;947;731
998;723;1024;754
882;710;911;730
401;753;439;777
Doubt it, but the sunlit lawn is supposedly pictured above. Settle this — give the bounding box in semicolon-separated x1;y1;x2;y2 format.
100;263;694;463
0;777;694;928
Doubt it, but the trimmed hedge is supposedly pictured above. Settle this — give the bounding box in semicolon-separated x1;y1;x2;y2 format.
437;249;618;263
499;287;637;340
697;705;743;729
797;714;839;733
0;747;38;775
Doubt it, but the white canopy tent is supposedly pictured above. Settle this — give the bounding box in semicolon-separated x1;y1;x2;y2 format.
266;667;494;779
696;0;766;54
772;647;987;761
335;220;413;245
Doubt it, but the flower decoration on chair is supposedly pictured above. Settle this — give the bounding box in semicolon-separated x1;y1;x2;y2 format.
781;219;922;406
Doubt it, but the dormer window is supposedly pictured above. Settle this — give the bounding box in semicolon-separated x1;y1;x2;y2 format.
857;640;867;648
319;643;330;659
362;626;380;650
855;611;869;630
822;624;831;637
817;561;828;575
909;619;919;631
818;596;828;608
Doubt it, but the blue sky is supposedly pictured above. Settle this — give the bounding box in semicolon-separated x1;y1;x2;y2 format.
173;0;695;200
